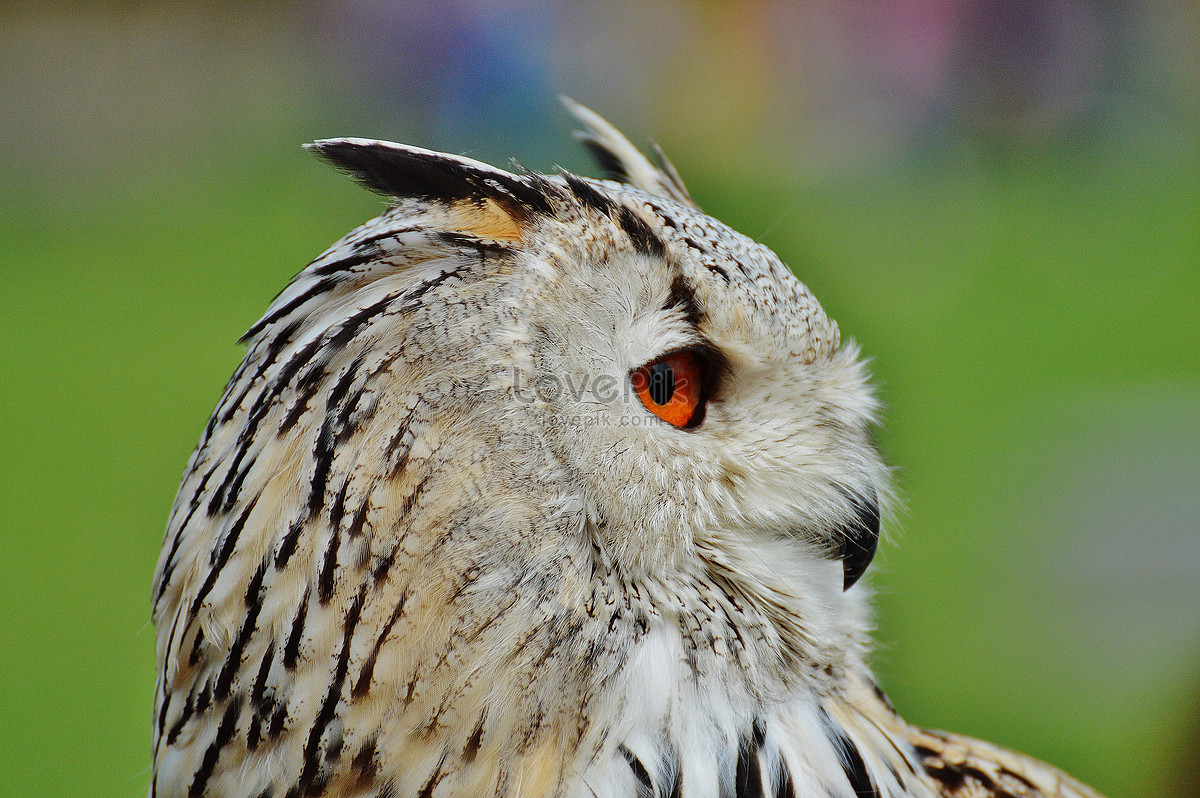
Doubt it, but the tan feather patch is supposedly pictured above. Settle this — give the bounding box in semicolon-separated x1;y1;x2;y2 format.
444;198;524;242
906;727;1106;798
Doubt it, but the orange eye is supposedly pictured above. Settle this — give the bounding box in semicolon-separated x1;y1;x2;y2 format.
631;350;707;428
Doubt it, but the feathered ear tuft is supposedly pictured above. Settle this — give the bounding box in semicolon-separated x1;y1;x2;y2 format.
561;97;697;210
307;138;559;217
308;138;559;240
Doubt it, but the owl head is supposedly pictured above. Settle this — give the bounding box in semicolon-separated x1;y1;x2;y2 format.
220;100;886;698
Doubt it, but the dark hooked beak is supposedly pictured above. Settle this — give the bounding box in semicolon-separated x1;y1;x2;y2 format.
837;490;880;590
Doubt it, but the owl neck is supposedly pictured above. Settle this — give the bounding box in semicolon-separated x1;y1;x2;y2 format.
573;554;916;798
584;527;873;705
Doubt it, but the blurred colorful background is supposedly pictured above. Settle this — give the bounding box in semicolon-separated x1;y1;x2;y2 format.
1;2;1197;796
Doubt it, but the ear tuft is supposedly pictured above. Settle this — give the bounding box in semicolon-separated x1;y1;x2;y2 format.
560;97;697;209
307;138;557;221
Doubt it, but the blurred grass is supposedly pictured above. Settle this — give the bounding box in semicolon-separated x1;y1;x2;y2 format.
1;17;1197;796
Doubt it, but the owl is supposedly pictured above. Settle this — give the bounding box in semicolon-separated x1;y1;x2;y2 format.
151;100;1105;798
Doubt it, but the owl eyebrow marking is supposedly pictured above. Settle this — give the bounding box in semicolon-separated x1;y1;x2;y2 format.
666;274;703;327
562;172;669;259
617;205;667;257
562;172;617;216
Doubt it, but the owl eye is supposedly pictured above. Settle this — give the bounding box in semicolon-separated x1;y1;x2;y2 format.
631;350;707;428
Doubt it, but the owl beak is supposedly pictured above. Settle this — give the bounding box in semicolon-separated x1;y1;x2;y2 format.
837;491;880;590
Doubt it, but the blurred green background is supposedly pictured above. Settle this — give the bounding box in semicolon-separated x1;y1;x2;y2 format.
1;2;1197;796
